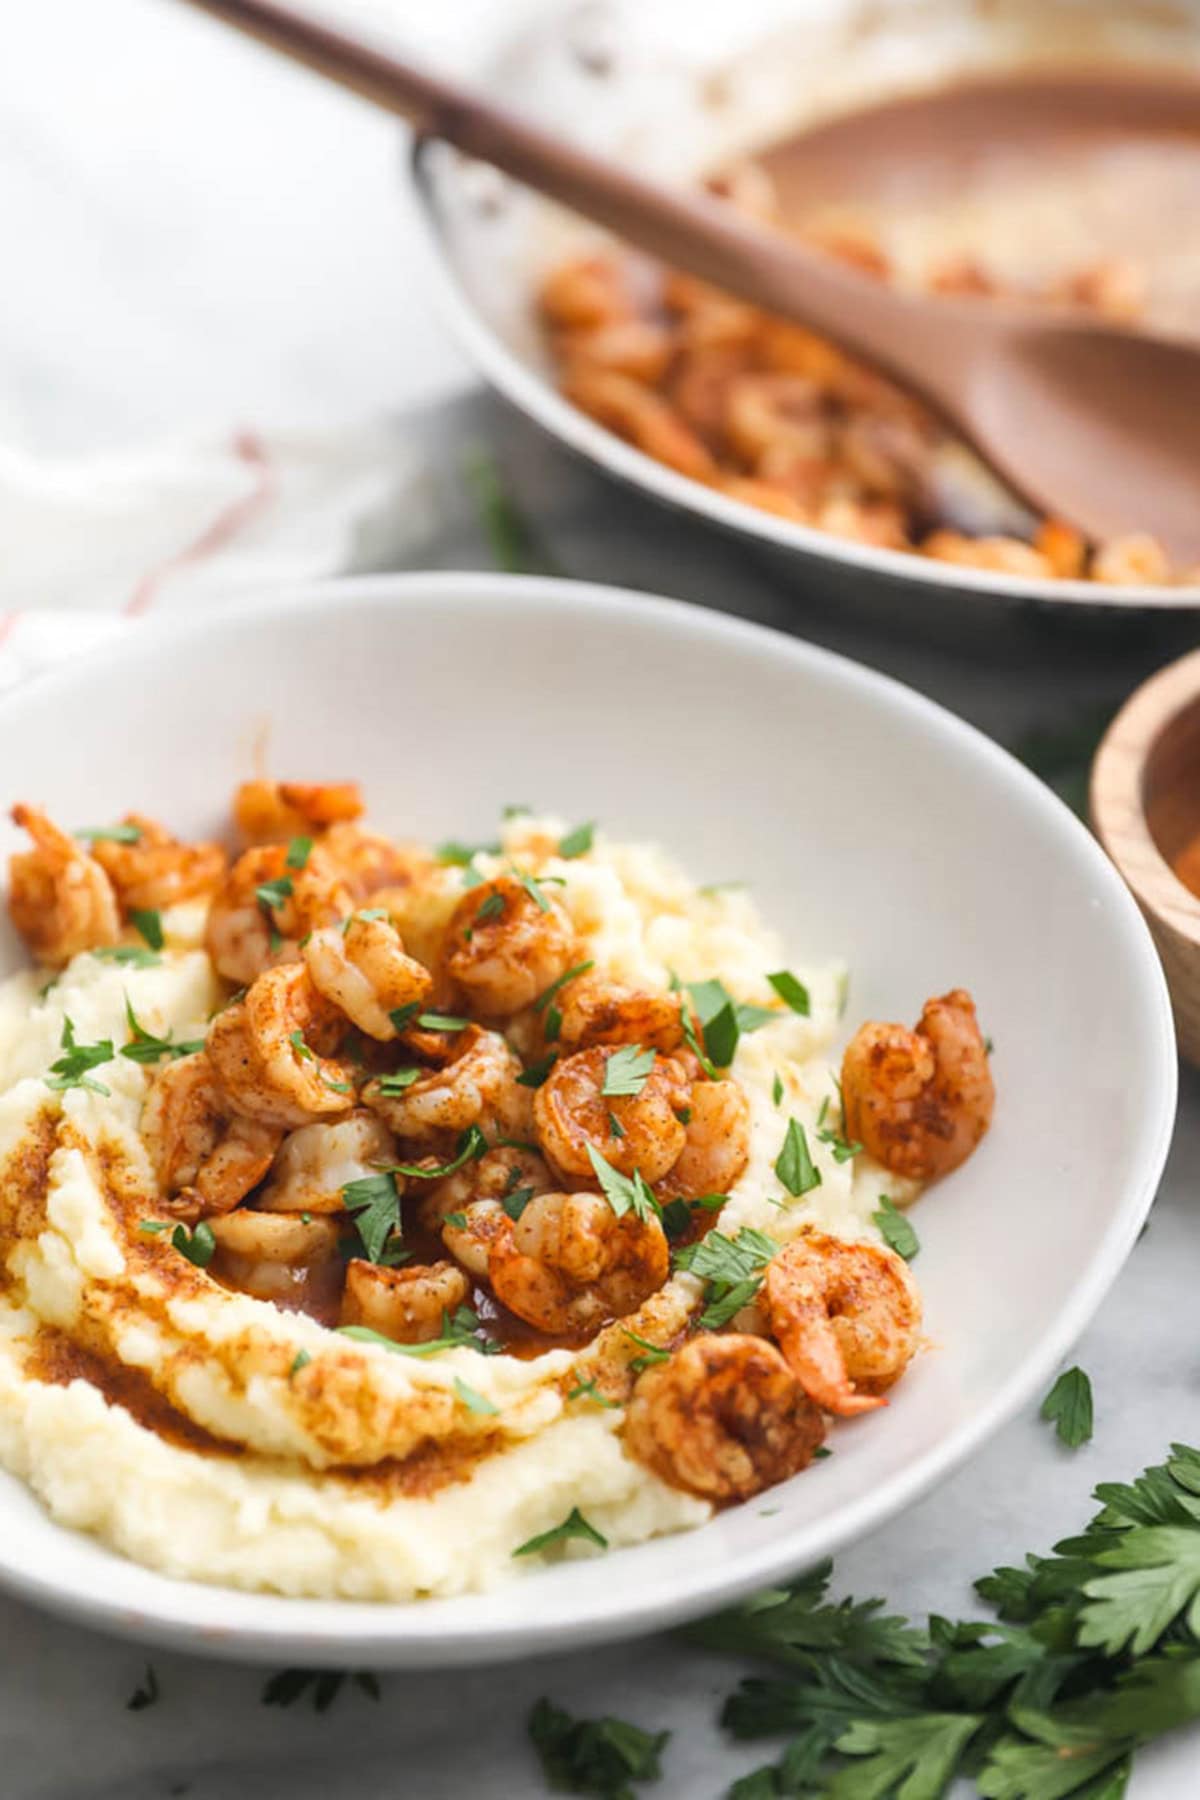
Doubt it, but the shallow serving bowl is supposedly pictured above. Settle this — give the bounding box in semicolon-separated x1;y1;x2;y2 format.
0;572;1176;1665
409;0;1200;612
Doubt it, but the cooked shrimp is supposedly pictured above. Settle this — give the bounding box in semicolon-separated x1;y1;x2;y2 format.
208;1209;342;1309
656;1077;751;1201
561;367;718;482
363;1024;530;1141
555;976;689;1054
443;874;577;1018
920;531;1053;579
487;1190;669;1334
841;988;994;1181
303;915;432;1039
257;1111;396;1214
534;1046;689;1182
88;814;226;913
724;373;827;467
320;823;433;900
555;320;674;385
624;1333;825;1501
204;842;354;986
538;255;635;330
141;1052;282;1219
206;964;356;1129
8;805;120;966
233;780;364;845
763;1229;921;1417
441;1198;510;1282
340;1259;469;1344
422;1142;553;1233
1092;533;1172;586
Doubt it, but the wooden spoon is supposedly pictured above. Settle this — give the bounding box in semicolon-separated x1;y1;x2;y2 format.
180;0;1200;561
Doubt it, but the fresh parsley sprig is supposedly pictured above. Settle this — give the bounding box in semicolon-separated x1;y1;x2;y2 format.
45;1017;115;1095
586;1146;660;1224
674;1228;777;1331
528;1698;668;1797
120;997;204;1065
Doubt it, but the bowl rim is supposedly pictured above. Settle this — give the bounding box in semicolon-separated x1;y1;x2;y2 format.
0;570;1179;1664
407;138;1200;613
1092;644;1200;938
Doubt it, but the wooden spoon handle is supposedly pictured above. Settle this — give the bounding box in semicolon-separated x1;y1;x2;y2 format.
178;0;983;397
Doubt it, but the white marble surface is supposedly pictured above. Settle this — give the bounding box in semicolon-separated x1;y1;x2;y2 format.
5;4;1200;1796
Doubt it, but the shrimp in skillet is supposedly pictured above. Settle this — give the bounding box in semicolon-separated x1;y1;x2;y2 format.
841;988;994;1181
8;805;120;966
763;1229;921;1417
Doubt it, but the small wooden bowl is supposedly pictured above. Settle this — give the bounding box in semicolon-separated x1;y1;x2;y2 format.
1092;647;1200;1066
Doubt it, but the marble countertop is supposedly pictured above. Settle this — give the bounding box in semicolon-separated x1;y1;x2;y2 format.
5;4;1200;1795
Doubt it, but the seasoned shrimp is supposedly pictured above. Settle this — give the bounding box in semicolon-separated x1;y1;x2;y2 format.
257;1111;396;1214
363;1024;531;1141
141;1052;282;1219
624;1334;825;1501
320;823;433;900
8;805;120;966
538;254;635;330
304;915;432;1039
206;964;356;1129
534;1046;690;1182
89;814;226;912
763;1230;921;1417
487;1190;669;1334
724;373;828;467
841;988;994;1181
233;780;363;845
422;1142;553;1233
656;1077;751;1201
444;874;577;1018
561;367;718;482
205;842;354;986
340;1259;469;1343
208;1209;342;1311
555;976;689;1054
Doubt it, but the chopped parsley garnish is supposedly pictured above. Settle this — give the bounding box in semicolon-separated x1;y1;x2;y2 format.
255;875;293;914
285;835;312;871
586;1146;660;1224
502;1185;536;1222
607;1111;626;1138
45;1017;115;1095
817;1122;863;1164
289;1350;311;1379
167;1220;216;1268
454;1376;498;1417
129;908;164;951
775;1118;822;1198
534;960;594;1012
622;1328;671;1374
675;1228;777;1330
767;969;811;1017
685;978;740;1068
698;880;745;896
288;1028;313;1063
517;1052;558;1089
679;1001;718;1079
443;1212;468;1229
417;1011;469;1032
375;1068;421;1096
515;869;553;912
528;1697;668;1796
75;822;141;844
388;1001;421;1033
471;891;506;929
502;804;532;820
341;1172;402;1263
771;1071;784;1107
567;1377;617;1409
463;443;547;574
261;1668;380;1712
339;1304;496;1358
545;1004;564;1043
120;997;204;1064
91;944;161;968
558;821;595;859
126;1664;160;1711
514;1507;608;1558
601;1044;656;1098
660;1198;692;1242
835;968;850;1016
1040;1365;1094;1448
436;838;500;867
389;1126;487;1182
874;1195;919;1261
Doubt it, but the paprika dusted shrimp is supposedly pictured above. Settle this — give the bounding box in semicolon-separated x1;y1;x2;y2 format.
204;843;354;986
206;964;356;1129
88;814;226;913
534;1046;690;1182
444;874;577;1018
141;1051;282;1220
303;915;432;1039
233;780;363;845
363;1024;531;1141
763;1230;921;1417
624;1334;825;1501
555;976;689;1054
422;1143;553;1233
257;1111;397;1214
8;805;120;966
487;1191;670;1334
320;823;433;900
655;1077;751;1202
208;1209;342;1311
561;368;718;483
340;1259;470;1344
841;988;994;1181
538;254;636;330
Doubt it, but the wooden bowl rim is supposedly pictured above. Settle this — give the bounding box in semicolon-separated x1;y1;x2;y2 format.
1091;645;1200;944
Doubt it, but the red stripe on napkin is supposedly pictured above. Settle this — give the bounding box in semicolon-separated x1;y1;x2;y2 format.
124;430;276;617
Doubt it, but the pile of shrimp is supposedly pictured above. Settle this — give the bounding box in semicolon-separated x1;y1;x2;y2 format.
538;162;1188;587
7;784;994;1505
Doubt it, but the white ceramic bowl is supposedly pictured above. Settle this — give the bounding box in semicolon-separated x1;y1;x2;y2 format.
408;0;1200;611
0;573;1176;1665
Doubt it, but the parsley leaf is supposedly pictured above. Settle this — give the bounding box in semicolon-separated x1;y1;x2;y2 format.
45;1017;114;1096
601;1044;656;1098
528;1697;668;1797
503;1184;536;1222
170;1221;215;1268
586;1146;660;1224
534;960;595;1012
767;969;811;1017
518;1052;558;1089
255;875;293;914
567;1377;618;1409
75;822;141;844
775;1119;822;1198
686;978;740;1069
375;1068;421;1095
289;1350;311;1379
126;1663;160;1711
129;908;164;951
874;1196;920;1261
436;838;501;866
622;1329;671;1374
417;1011;469;1032
514;1509;608;1558
771;1072;784;1107
1041;1366;1094;1450
341;1172;402;1263
339;1304;496;1359
515;869;554;912
389;1126;487;1182
261;1668;380;1712
285;835;312;871
90;944;161;968
120;996;204;1065
388;1002;421;1033
454;1376;498;1417
558;821;595;859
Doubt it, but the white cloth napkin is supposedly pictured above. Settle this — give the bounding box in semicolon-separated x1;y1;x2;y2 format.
0;420;428;691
